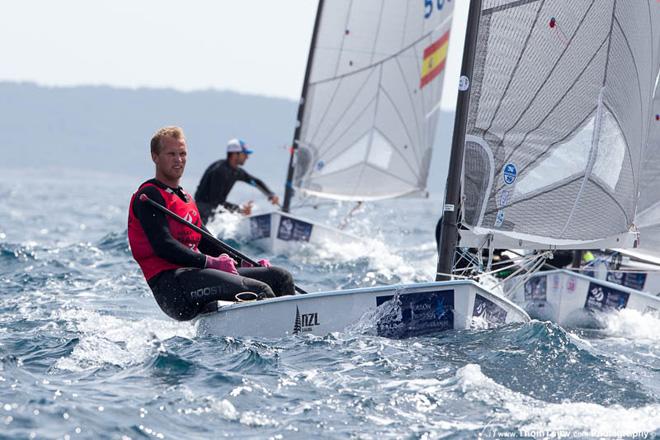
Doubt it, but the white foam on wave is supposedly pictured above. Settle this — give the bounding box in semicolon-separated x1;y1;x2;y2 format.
176;386;280;428
204;202;438;284
316;236;418;283
599;308;660;343
205;211;243;238
453;363;660;437
53;307;195;371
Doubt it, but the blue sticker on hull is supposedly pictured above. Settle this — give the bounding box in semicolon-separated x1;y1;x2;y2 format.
249;214;271;239
473;294;508;326
606;271;647;291
584;283;630;311
277;216;313;242
375;290;454;338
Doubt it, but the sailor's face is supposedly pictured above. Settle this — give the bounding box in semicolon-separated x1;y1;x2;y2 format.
237;152;248;165
154;136;187;181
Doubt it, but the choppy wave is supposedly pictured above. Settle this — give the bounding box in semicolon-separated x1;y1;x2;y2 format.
1;171;659;438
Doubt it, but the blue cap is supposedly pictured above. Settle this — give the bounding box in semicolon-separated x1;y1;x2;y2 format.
227;138;253;155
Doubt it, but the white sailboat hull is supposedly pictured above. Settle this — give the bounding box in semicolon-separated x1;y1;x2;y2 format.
239;210;361;254
506;269;660;327
195;280;530;338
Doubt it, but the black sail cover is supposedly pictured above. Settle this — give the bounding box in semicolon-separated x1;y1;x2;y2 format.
459;0;660;250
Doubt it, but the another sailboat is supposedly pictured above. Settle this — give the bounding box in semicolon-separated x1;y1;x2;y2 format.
446;0;660;326
240;0;455;253
195;0;531;338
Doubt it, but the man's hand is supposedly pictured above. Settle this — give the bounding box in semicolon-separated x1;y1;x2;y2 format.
241;258;271;268
239;200;253;216
268;195;280;206
205;254;238;275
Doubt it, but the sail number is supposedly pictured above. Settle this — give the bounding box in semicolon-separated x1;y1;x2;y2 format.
424;0;451;18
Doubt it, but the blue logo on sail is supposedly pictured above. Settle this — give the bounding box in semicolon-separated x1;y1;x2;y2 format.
503;163;517;185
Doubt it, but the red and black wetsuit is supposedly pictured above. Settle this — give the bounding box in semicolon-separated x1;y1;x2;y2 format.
128;179;294;321
194;159;275;223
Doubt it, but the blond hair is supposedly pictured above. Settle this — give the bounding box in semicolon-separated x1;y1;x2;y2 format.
150;126;185;154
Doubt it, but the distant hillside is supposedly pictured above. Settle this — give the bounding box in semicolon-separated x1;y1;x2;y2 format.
0;82;453;196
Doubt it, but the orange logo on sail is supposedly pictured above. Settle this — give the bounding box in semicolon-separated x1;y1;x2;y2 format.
420;31;450;88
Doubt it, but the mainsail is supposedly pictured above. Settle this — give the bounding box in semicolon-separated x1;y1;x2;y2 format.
289;0;454;201
458;0;659;249
628;73;660;259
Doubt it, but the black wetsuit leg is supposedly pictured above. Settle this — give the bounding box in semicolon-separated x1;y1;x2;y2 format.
237;266;295;297
149;266;295;321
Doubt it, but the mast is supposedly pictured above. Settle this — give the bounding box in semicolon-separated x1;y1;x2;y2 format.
436;0;483;281
282;0;325;213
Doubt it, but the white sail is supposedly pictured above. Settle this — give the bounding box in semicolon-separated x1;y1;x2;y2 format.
292;0;454;201
459;0;659;250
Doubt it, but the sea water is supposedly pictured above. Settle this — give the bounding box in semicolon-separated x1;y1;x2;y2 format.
0;169;658;439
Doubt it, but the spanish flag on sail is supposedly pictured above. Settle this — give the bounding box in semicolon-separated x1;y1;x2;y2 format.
420;31;450;88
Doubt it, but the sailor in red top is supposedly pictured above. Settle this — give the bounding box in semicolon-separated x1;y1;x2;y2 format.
128;126;294;320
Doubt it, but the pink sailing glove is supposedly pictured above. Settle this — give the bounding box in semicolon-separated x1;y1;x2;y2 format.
240;258;272;268
205;254;238;275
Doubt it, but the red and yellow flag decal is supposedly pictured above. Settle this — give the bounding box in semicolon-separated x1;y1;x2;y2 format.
420;31;450;88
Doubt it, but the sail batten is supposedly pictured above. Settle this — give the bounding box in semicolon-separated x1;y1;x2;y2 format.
292;0;453;201
460;0;658;249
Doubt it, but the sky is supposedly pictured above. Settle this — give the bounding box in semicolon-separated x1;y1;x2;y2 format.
1;0;468;108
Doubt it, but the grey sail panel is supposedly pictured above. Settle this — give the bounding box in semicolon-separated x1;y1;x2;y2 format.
293;0;453;201
460;0;658;249
634;77;660;258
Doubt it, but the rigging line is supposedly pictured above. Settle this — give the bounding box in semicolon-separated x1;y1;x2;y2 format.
494;35;609;179
483;0;546;136
338;201;363;230
499;254;553;299
311;14;453;87
310;68;378;153
378;84;426;177
491;0;599;162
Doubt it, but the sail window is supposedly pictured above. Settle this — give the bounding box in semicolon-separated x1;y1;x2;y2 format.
515;118;593;195
366;130;393;170
315;133;369;176
592;109;625;191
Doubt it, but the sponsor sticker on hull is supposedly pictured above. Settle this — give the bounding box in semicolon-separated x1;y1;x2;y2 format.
249;214;271;239
375;290;454;338
584;283;630;311
292;306;321;334
606;271;647;291
525;276;547;301
472;294;508;327
277;216;313;242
